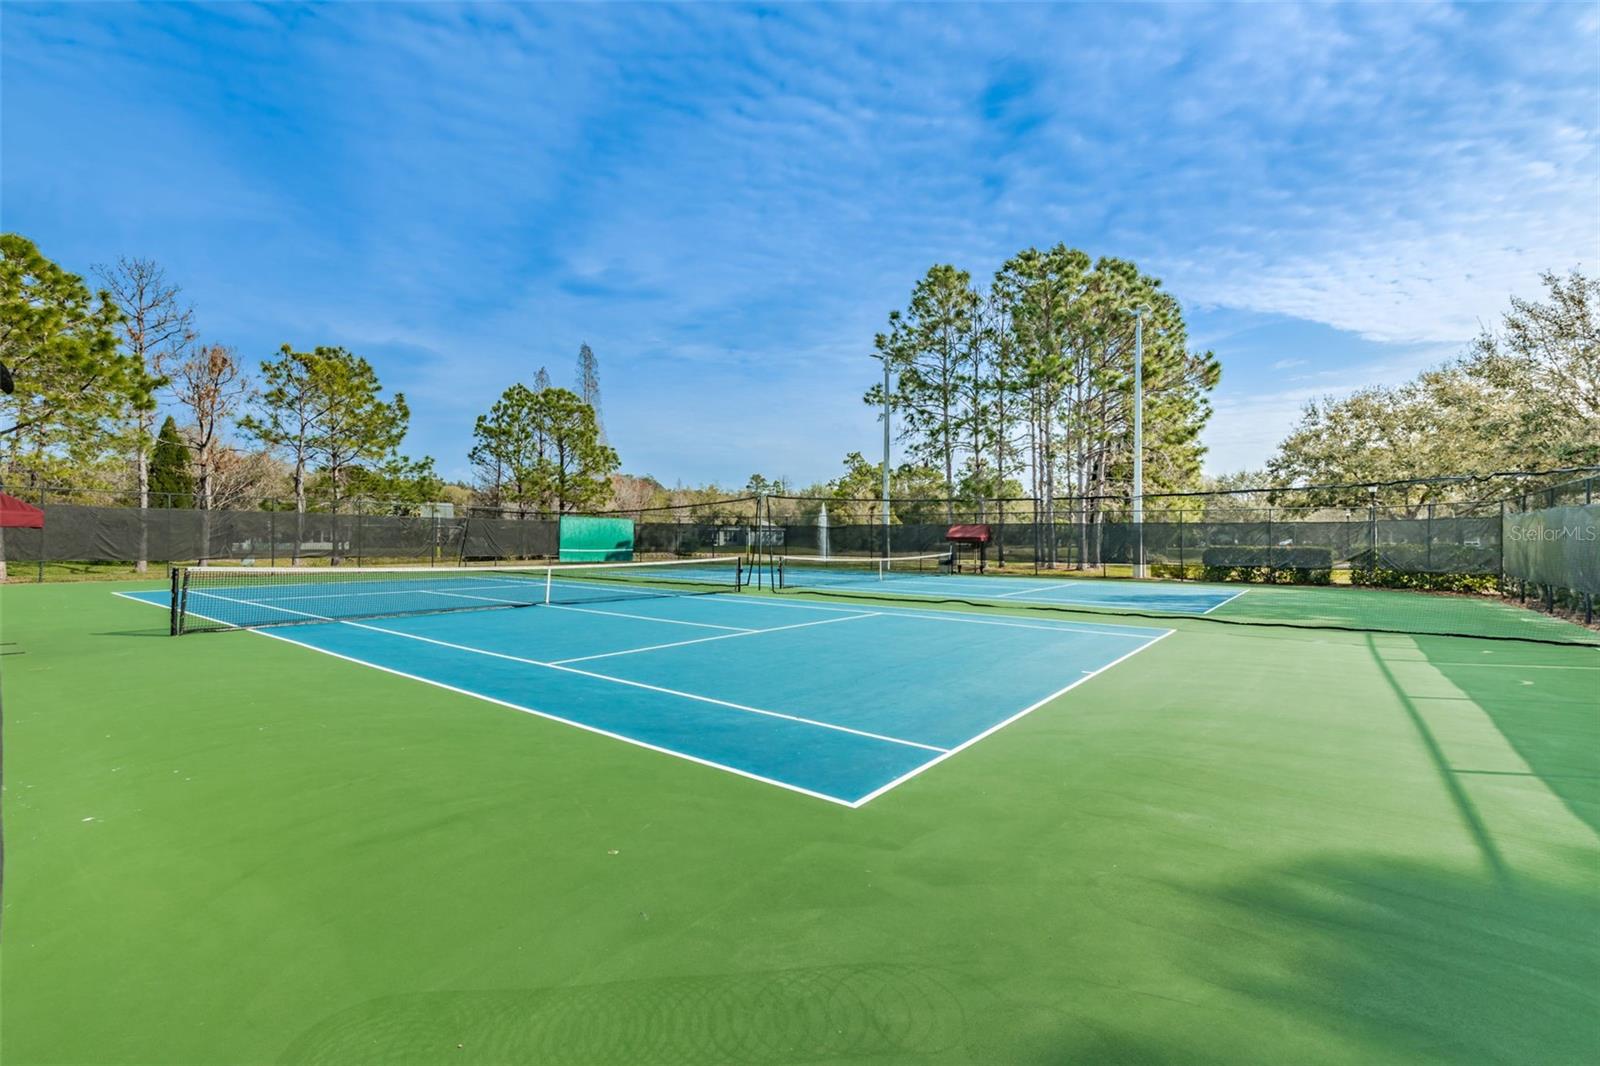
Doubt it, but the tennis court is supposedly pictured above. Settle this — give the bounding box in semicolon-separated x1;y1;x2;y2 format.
774;553;1600;644
120;560;1172;806
776;554;1245;612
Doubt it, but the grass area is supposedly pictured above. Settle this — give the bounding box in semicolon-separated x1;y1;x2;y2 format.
2;580;1597;1064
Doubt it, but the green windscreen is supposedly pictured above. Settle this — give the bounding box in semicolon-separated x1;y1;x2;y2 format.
1504;504;1600;595
558;514;636;561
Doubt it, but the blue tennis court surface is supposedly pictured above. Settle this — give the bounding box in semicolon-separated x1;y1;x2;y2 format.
119;585;1170;807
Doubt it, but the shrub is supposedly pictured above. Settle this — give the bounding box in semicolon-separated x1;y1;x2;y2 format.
1349;546;1500;592
1350;567;1500;593
1198;546;1333;585
1352;545;1499;575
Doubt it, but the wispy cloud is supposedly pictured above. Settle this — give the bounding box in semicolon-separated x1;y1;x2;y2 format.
3;2;1595;483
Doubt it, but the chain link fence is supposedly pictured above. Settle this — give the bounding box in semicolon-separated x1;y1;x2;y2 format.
3;475;1595;627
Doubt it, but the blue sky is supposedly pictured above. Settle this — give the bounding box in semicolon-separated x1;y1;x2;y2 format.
4;2;1597;488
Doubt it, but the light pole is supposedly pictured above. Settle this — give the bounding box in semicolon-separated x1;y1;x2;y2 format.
1130;307;1146;578
881;355;892;560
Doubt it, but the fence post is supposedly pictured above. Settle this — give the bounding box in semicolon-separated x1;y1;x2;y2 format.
1368;490;1378;575
1543;481;1556;612
1033;499;1041;573
995;498;1004;569
1426;502;1434;572
1588;478;1595;625
1518;493;1527;602
1179;511;1186;579
1266;506;1275;581
1496;499;1504;593
270;509;277;567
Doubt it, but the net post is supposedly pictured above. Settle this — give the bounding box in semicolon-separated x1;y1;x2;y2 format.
544;565;553;605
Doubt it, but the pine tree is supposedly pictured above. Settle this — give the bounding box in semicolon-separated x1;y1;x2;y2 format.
575;343;605;443
148;415;195;506
469;385;617;513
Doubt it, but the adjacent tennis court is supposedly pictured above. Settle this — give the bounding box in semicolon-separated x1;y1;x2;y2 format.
776;553;1246;612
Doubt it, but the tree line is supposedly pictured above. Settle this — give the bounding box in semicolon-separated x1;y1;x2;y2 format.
868;247;1222;522
1261;269;1599;502
5;227;1590;561
0;234;620;567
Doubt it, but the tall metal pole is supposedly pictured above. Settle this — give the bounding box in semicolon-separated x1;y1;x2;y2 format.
1131;307;1146;578
882;356;892;559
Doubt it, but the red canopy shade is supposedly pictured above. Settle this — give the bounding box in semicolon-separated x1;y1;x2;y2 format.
946;523;991;545
0;492;44;529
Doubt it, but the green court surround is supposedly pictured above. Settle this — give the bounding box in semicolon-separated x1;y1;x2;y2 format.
2;580;1596;1064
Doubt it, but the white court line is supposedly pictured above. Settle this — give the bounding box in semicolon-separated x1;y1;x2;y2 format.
341;621;946;754
543;603;752;632
193;585;538;610
550;612;879;665
166;588;946;755
844;629;1176;808
191;576;546;604
989;582;1084;599
682;592;1167;640
979;578;1240;612
674;588;1170;638
878;610;1170;641
186;572;734;607
1202;588;1250;614
242;625;863;805
785;573;1244;614
792;578;1144;607
546;577;734;601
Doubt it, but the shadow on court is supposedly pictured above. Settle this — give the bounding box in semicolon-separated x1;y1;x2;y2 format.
1184;856;1599;1065
1417;639;1600;841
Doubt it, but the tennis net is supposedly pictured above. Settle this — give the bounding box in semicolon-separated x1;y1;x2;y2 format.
169;556;745;634
776;552;953;590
